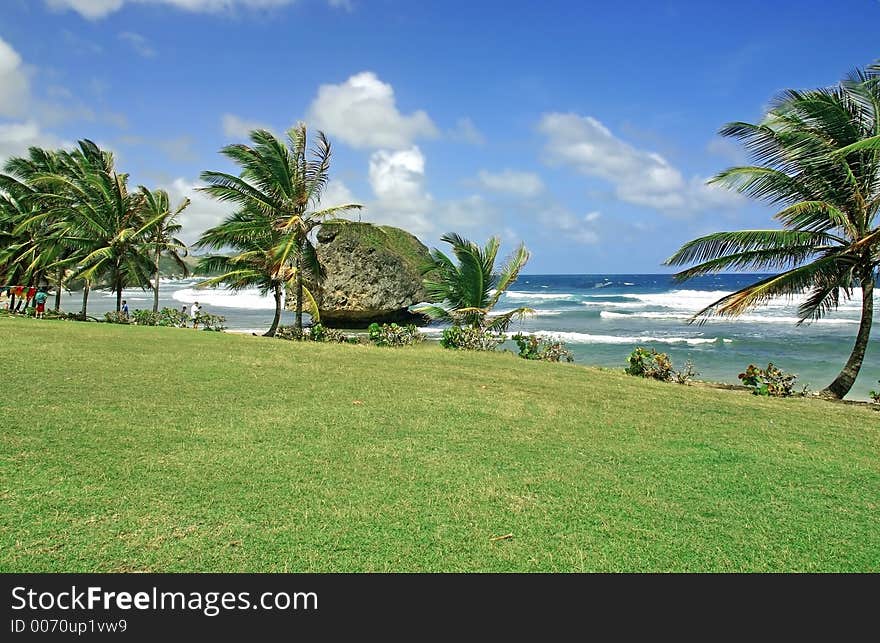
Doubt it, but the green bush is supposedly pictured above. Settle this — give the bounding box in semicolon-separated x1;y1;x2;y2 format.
368;322;424;347
625;347;675;381
309;323;351;343
738;363;801;397
512;333;574;363
440;325;505;351
157;307;189;327
103;311;130;324
868;382;879;404
195;312;226;332
131;309;160;326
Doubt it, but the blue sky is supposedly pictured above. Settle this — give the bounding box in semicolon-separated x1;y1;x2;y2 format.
0;0;877;272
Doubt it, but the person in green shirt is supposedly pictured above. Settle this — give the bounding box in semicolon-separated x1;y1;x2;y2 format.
34;289;49;319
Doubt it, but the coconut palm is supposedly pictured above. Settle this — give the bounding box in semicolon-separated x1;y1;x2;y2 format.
417;233;533;331
665;64;879;399
194;206;304;336
139;187;190;312
0;147;74;311
199;124;361;336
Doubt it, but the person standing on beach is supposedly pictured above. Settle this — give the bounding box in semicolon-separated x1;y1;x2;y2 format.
121;299;130;320
33;289;48;319
190;301;201;329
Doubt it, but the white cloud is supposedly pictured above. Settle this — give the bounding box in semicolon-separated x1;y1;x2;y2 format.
365;146;434;234
162;177;235;245
538;206;601;245
539;112;741;216
0;37;30;119
477;169;544;197
319;179;358;209
435;195;496;230
307;72;438;150
45;0;348;19
221;113;270;139
449;117;486;145
0;121;66;162
119;31;157;58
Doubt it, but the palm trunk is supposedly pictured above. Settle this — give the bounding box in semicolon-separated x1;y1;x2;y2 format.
80;279;90;320
295;253;304;336
153;246;161;313
54;267;63;312
264;284;282;337
822;274;874;399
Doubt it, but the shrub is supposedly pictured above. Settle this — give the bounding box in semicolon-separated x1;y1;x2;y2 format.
625;347;675;381
440;325;505;351
869;382;879;404
157;307;189;327
368;322;424;347
512;333;574;363
196;312;226;332
131;309;160;326
275;325;303;340
103;311;130;324
674;359;699;385
738;363;801;397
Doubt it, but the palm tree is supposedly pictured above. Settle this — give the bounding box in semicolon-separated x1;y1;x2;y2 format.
39;140;153;315
199;124;361;336
139;187;190;312
665;65;879;399
0;147;73;311
194;206;302;336
416;233;533;331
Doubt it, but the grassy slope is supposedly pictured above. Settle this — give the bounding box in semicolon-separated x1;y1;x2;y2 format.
1;317;878;572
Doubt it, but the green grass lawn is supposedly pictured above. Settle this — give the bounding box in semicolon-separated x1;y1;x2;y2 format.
1;317;878;572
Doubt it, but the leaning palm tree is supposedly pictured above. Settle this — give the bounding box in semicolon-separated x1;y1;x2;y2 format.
416;233;533;331
46;141;153;314
195;206;308;336
0;147;75;311
665;64;879;399
199;124;361;336
139;187;190;312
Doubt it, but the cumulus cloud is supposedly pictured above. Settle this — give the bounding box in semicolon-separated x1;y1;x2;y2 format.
477;169;544;198
319;179;359;210
119;31;157;57
365;146;434;234
221;113;271;139
539;112;741;216
307;72;438;150
0;37;30;119
0;121;66;162
449;117;486;145
161;177;235;245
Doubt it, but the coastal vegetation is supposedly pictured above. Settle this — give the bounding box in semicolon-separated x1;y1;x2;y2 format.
1;317;877;572
0;141;193;318
666;63;880;399
197;124;362;337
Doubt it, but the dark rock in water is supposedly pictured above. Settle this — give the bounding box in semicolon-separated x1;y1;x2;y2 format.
288;221;433;328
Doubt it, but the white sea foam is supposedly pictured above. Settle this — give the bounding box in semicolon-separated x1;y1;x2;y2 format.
599;310;859;325
505;291;578;301
534;330;732;345
172;286;280;310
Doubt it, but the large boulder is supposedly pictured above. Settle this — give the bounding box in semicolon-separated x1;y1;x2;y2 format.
289;221;433;327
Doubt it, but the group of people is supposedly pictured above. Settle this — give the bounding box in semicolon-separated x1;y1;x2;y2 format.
1;285;50;318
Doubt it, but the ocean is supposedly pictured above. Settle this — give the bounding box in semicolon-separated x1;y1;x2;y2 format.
56;273;879;400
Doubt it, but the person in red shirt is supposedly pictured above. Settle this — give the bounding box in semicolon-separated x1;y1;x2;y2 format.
25;286;36;309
